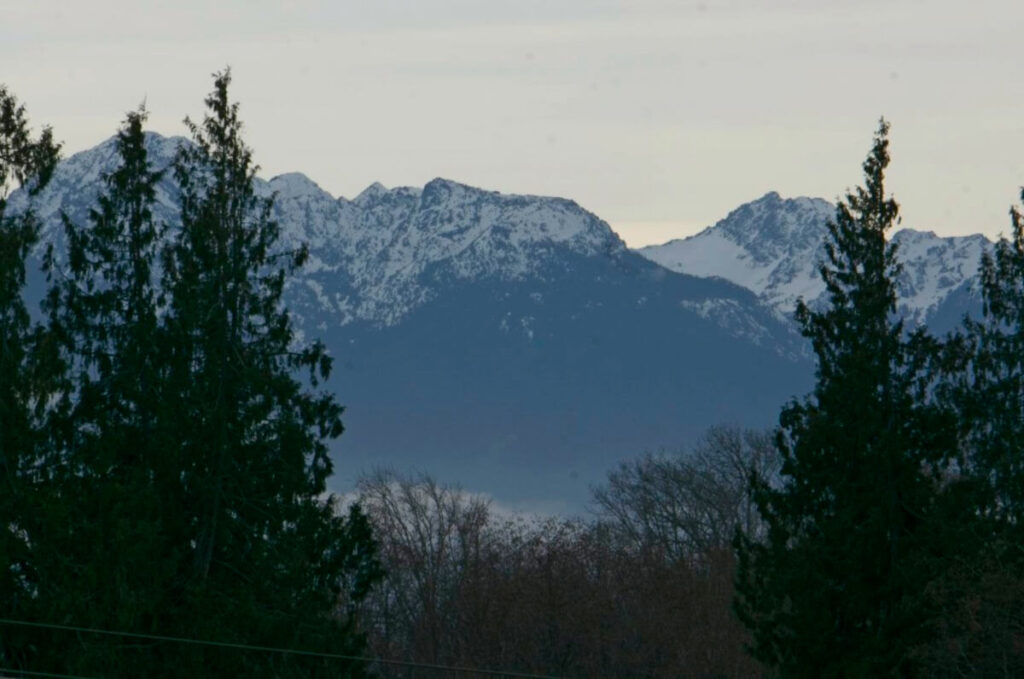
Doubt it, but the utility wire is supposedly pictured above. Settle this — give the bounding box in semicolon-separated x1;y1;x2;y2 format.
0;668;95;679
0;618;566;679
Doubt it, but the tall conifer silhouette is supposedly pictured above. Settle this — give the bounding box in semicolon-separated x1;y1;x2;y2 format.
736;121;957;677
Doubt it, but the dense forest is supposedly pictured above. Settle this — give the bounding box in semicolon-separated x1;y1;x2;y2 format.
2;74;1023;677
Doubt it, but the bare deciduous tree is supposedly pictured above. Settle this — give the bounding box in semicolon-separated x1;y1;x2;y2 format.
593;424;778;561
356;469;491;669
357;459;766;678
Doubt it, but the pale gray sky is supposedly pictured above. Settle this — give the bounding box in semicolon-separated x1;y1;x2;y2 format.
4;0;1023;245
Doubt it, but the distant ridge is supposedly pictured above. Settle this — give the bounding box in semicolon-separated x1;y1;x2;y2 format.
637;191;990;329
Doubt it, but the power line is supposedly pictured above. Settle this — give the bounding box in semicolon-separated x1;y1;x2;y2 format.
0;618;566;679
0;668;95;679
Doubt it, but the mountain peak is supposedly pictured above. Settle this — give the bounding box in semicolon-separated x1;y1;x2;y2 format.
637;192;992;325
420;176;482;206
141;131;188;163
268;172;328;200
638;192;839;312
424;176;466;190
324;177;628;325
353;181;389;205
346;177;623;254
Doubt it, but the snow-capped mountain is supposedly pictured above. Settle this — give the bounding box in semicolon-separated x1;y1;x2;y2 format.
12;133;814;511
9;132;186;248
638;192;835;313
282;174;627;328
17;133;624;329
637;191;991;328
15;133;805;355
889;229;990;329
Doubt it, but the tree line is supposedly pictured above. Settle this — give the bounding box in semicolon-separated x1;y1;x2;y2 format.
352;429;771;678
3;74;1024;679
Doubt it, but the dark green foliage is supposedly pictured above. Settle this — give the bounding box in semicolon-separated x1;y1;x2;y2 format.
2;74;379;677
155;69;380;676
735;121;959;678
0;87;61;458
0;89;59;200
0;85;60;666
968;195;1024;522
36;106;177;675
918;190;1024;675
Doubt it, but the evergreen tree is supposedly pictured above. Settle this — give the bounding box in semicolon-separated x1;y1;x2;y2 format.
14;77;379;676
915;190;1024;676
735;120;957;677
0;85;60;666
968;193;1024;523
37;107;175;675
160;70;380;677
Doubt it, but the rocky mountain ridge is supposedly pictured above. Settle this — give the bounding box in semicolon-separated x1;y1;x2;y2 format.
16;133;627;327
637;191;991;328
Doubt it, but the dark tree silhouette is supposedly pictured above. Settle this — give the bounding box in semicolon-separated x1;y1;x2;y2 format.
0;84;59;668
735;120;959;678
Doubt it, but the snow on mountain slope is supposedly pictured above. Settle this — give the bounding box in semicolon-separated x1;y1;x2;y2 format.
319;177;626;326
16;134;993;336
637;191;991;325
638;192;833;312
13;133;628;328
890;229;989;322
8;132;185;248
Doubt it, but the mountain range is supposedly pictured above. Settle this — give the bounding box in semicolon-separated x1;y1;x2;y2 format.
9;134;994;512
